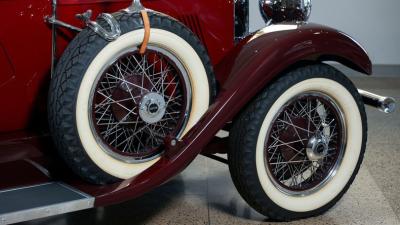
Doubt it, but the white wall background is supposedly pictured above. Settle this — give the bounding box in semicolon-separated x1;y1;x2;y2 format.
249;0;400;65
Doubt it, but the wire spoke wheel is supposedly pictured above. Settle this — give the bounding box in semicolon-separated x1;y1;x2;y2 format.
264;92;346;195
228;65;366;219
90;46;191;163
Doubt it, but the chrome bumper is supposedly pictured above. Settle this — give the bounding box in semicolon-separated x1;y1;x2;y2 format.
358;89;396;113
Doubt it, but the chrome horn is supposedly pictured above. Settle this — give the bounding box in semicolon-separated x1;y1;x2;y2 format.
358;89;396;113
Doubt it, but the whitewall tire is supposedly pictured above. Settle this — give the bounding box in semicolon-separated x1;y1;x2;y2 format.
228;64;367;220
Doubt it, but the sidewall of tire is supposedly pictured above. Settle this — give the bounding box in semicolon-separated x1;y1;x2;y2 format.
76;28;210;179
255;78;363;212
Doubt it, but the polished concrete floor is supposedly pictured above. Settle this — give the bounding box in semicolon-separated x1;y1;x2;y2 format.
19;76;400;225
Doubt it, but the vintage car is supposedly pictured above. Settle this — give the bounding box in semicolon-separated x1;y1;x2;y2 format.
0;0;396;223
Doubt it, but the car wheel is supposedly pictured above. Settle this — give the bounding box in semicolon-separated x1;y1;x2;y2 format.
48;12;216;184
228;64;367;220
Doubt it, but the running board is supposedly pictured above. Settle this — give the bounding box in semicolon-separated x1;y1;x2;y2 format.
0;183;94;225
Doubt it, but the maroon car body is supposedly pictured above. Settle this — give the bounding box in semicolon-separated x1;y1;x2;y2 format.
0;0;372;209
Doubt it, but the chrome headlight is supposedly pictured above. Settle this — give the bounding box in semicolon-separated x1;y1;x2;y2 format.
259;0;312;24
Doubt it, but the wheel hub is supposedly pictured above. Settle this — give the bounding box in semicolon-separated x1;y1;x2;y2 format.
139;92;166;124
306;132;329;161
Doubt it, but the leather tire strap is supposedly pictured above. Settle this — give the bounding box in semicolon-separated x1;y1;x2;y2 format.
139;10;150;54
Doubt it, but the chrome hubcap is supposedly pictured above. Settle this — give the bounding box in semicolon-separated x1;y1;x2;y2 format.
306;132;329;161
139;92;166;124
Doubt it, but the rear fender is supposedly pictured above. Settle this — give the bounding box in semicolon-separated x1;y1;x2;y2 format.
217;23;371;88
213;23;372;117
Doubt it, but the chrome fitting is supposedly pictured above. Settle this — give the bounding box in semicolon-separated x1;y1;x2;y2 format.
45;15;82;32
124;0;145;14
76;10;121;41
358;89;396;113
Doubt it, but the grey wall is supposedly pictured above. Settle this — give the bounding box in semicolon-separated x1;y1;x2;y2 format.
249;0;400;65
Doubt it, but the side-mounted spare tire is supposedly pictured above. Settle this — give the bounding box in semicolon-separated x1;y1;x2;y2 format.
48;12;217;184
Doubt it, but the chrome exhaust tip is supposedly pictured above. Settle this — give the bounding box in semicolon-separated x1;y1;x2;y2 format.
358;89;396;113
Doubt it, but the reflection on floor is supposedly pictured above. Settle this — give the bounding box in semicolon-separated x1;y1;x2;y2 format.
19;77;400;225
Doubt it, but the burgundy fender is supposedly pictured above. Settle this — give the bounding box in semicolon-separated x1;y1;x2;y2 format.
93;23;372;206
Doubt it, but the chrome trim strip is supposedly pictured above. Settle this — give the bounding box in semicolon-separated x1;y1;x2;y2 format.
0;183;94;225
50;0;57;78
23;159;52;178
0;183;53;194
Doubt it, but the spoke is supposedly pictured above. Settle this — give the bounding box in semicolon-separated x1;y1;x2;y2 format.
287;164;296;186
304;101;320;131
116;65;141;104
152;122;172;131
145;126;158;146
270;160;312;165
296;100;309;117
97;121;140;126
105;73;149;92
278;167;290;181
134;132;146;152
102;125;124;139
123;57;138;75
109;127;127;146
95;97;132;108
96;91;136;114
291;160;308;184
271;136;305;156
131;53;159;93
102;107;137;139
98;84;117;94
285;111;305;145
96;104;112;125
277;119;311;134
267;142;279;162
165;84;179;106
268;138;308;149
